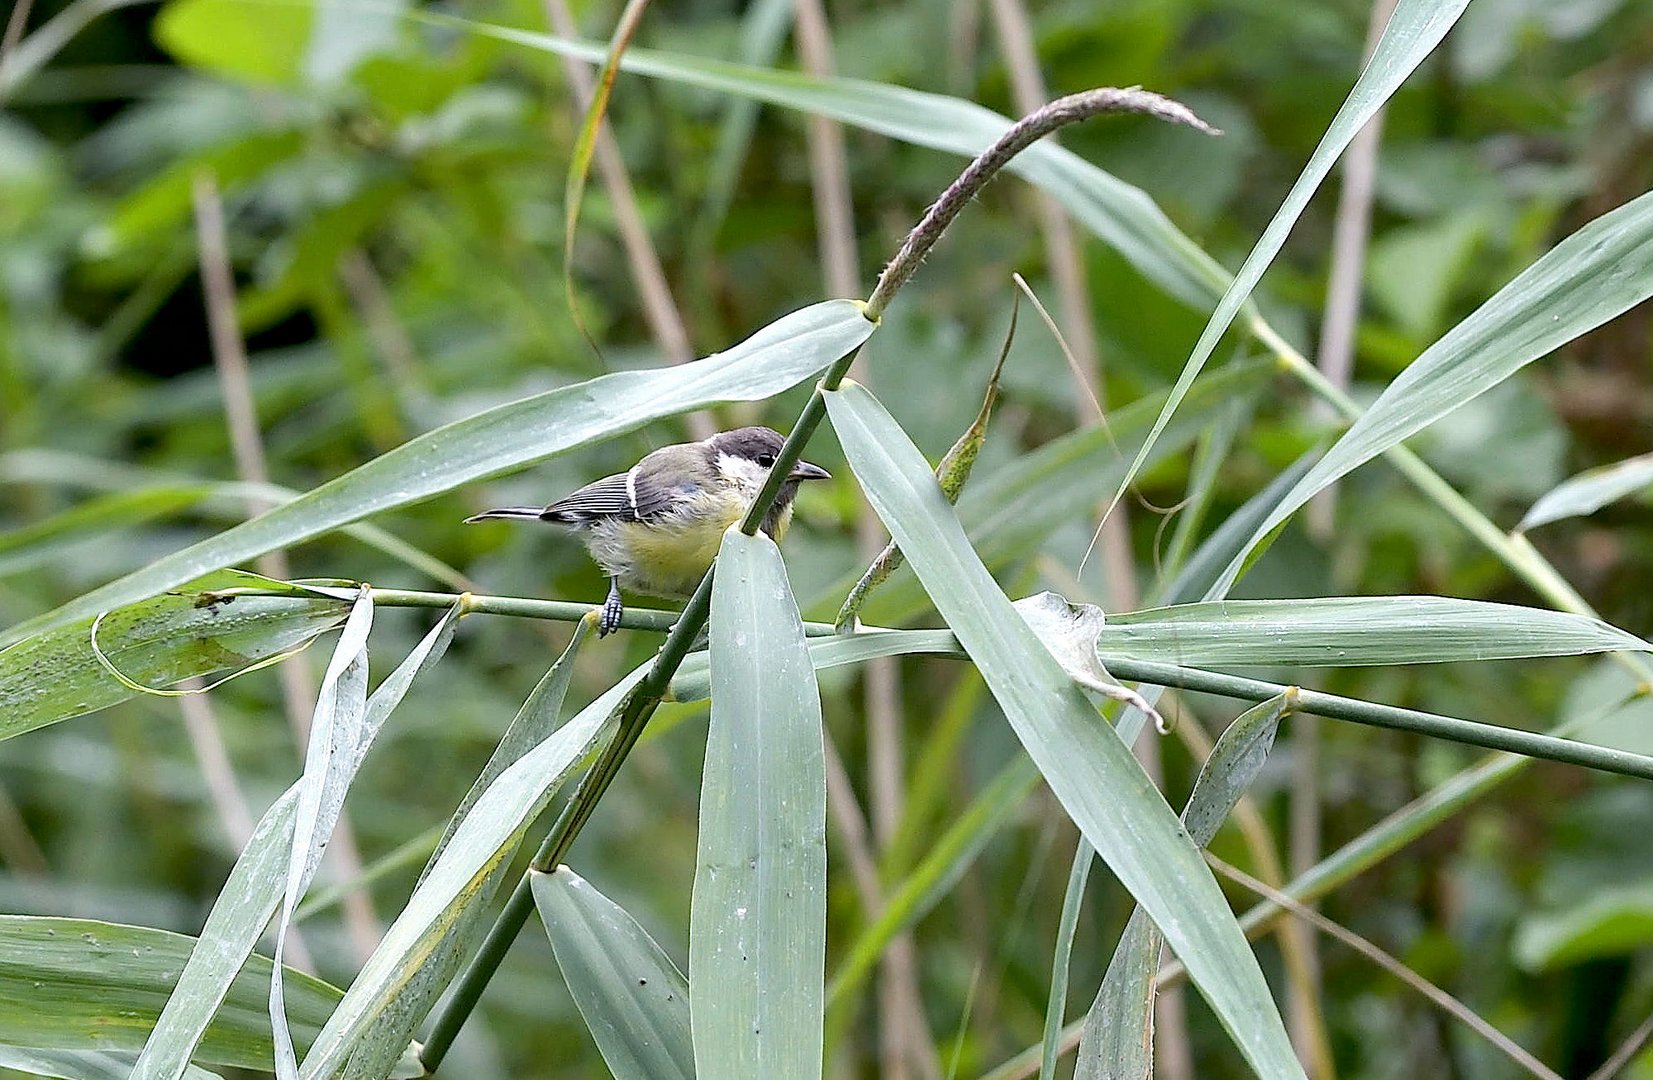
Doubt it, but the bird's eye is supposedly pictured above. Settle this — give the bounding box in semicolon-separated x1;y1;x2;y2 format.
756;453;776;468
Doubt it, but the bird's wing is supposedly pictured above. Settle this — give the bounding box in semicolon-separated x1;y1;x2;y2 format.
541;472;637;523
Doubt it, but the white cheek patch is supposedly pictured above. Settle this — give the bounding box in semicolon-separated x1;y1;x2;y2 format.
716;453;770;493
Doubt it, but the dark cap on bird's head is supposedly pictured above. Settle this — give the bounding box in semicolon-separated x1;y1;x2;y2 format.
707;426;831;481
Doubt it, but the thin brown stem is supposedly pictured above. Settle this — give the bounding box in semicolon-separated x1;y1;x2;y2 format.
191;173;381;963
1208;855;1565;1080
1585;1010;1653;1080
1;0;35;67
540;0;716;442
864;88;1215;320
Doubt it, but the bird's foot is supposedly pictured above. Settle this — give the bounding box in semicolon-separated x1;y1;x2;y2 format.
599;580;625;637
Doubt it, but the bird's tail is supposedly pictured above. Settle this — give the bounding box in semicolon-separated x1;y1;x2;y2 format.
463;507;546;524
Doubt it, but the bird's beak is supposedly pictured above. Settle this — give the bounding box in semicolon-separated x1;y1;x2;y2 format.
789;460;832;481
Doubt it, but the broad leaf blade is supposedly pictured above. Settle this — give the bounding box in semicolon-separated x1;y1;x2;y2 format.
532;867;693;1080
824;380;1303;1080
1077;693;1291;1080
0;915;339;1071
691;527;826;1078
1098;597;1651;667
2;300;874;648
0;570;348;741
1520;451;1653;531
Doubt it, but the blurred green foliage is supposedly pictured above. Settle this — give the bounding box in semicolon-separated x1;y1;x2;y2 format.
4;0;1653;1076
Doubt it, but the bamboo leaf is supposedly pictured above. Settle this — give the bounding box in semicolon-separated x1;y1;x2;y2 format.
1520;451;1653;531
0;1047;221;1080
1219;189;1653;594
1109;0;1469;523
295;667;648;1079
1076;692;1292;1080
132;788;299;1080
669;628;961;702
270;597;462;1079
0;570;349;742
0;300;875;649
813;359;1272;625
824;380;1303;1080
531;866;693;1080
0;915;339;1071
1096;597;1651;668
414;14;1229;308
691;527;826;1078
421;619;592;881
1039;841;1094;1080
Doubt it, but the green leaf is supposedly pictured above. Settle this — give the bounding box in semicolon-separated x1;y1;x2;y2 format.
421;619;592;880
0;455;470;590
814;359;1272;625
0;915;339;1070
417;13;1229;308
824;380;1303;1080
0;1047;221;1080
1219;188;1653;594
1039;841;1094;1080
154;0;312;85
0;569;349;741
295;667;649;1079
1513;876;1653;972
1520;451;1653;531
271;598;462;1079
1096;597;1651;667
531;867;693;1080
691;527;826;1078
1076;693;1291;1080
1108;0;1469;520
133;789;299;1080
2;300;874;650
669;628;961;702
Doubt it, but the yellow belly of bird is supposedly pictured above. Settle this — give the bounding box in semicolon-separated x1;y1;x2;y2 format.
586;492;793;598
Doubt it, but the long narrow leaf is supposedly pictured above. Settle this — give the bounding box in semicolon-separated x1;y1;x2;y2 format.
691;527;827;1078
1219;188;1653;594
532;866;693;1080
824;380;1304;1080
1;300;875;648
0;1047;221;1080
271;590;373;1079
1520;451;1653;531
296;667;649;1078
416;14;1228;308
1076;693;1292;1080
271;598;463;1078
1040;841;1095;1080
132;788;299;1080
0;915;339;1071
0;570;349;740
1097;597;1651;667
1107;0;1469;521
421;619;591;880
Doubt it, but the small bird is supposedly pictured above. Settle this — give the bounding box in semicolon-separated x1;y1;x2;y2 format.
465;426;831;635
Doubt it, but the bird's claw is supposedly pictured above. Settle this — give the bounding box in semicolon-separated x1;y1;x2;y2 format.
599;581;625;637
